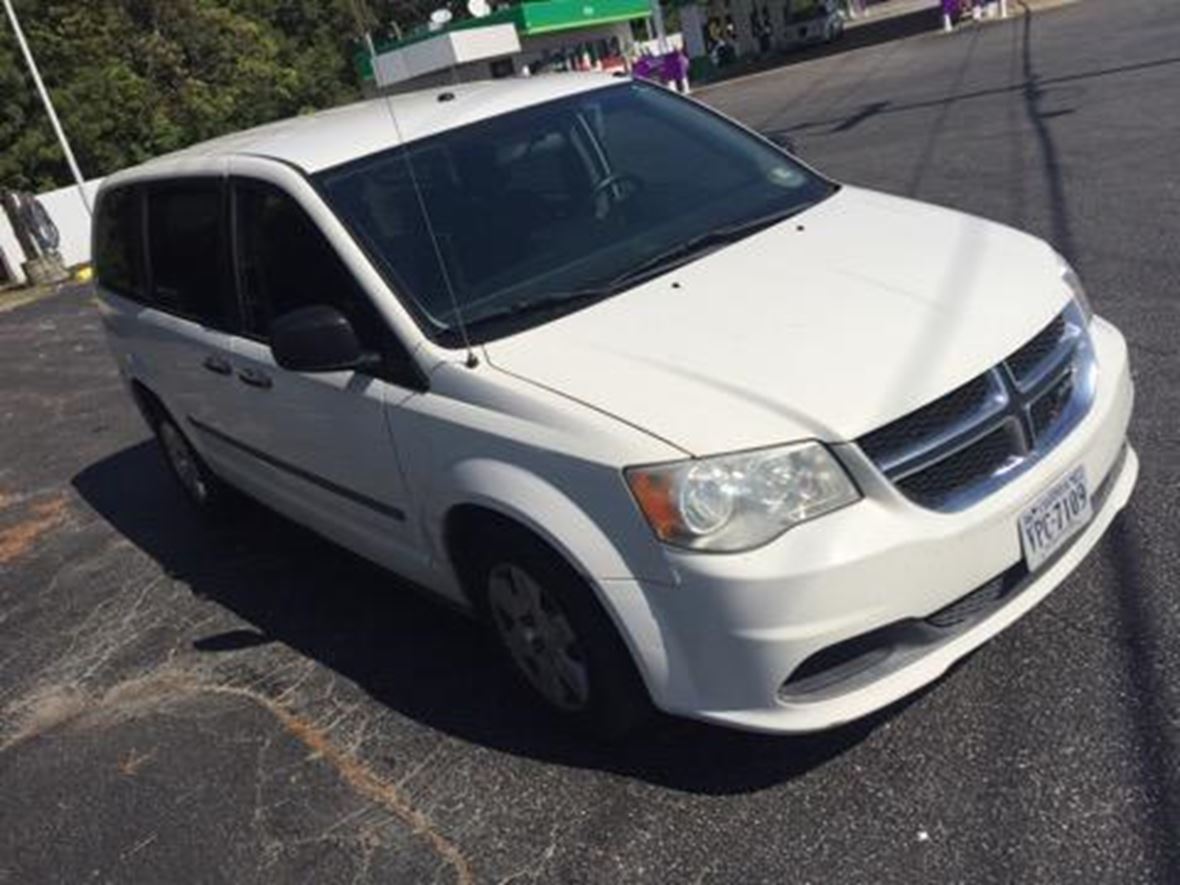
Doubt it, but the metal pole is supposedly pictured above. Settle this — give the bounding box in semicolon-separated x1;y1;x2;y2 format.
3;0;91;213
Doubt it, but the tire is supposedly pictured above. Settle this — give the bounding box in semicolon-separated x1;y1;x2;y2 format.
470;523;652;740
152;414;233;515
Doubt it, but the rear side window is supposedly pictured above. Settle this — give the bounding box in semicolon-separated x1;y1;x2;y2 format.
233;181;384;351
93;187;146;299
146;182;230;327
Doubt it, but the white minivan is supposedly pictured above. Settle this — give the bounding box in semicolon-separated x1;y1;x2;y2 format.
94;74;1136;737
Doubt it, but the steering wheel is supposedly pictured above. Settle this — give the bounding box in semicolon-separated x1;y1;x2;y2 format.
586;173;644;220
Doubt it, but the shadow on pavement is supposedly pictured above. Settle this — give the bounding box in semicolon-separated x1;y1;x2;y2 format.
1104;516;1180;881
72;440;915;795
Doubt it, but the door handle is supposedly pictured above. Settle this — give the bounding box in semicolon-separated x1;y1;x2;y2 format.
202;355;232;376
237;367;273;389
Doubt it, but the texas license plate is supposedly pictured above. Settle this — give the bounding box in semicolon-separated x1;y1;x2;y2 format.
1019;466;1092;573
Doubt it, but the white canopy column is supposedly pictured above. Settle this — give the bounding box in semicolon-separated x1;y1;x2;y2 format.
771;0;794;49
730;0;759;57
679;3;708;58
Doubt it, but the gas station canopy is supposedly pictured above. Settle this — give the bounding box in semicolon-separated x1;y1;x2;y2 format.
357;0;652;87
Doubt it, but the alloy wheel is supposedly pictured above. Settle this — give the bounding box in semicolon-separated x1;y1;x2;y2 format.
487;562;591;711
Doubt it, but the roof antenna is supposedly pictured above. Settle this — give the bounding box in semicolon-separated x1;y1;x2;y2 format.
364;28;479;368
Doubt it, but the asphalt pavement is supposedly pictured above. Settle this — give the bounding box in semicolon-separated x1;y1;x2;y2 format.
2;1;1178;882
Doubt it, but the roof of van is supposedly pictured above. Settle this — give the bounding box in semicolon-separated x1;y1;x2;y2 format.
108;73;621;183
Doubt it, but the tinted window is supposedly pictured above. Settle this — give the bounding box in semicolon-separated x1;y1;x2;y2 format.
592;96;753;194
316;80;835;344
94;187;146;299
233;181;386;353
146;182;229;327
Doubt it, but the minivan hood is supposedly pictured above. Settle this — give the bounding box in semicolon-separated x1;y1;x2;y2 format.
484;186;1071;456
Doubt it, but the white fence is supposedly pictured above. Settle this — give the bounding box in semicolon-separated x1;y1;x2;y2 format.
0;178;101;286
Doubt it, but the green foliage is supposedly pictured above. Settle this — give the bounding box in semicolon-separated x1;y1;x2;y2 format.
0;0;426;191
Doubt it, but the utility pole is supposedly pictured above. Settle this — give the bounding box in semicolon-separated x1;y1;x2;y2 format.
2;0;92;214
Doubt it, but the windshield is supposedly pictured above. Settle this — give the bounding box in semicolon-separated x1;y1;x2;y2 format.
316;81;835;345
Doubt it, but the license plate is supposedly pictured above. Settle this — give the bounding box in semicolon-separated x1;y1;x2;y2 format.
1019;466;1092;572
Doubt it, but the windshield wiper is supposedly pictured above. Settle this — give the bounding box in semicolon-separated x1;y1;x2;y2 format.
610;203;814;290
460;287;615;331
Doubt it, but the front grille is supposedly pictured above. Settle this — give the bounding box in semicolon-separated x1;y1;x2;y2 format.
896;423;1020;506
1007;314;1067;384
859;374;997;467
1030;370;1075;437
925;564;1025;628
856;305;1094;510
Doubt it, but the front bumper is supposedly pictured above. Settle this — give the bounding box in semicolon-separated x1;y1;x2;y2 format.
601;317;1136;733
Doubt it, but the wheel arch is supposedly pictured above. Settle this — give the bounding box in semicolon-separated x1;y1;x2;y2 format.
129;377;168;428
436;459;676;698
437;458;663;591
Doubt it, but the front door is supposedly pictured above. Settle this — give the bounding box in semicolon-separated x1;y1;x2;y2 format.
207;172;426;578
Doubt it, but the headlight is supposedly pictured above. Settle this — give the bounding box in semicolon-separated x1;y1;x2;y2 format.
1057;253;1094;324
625;442;860;552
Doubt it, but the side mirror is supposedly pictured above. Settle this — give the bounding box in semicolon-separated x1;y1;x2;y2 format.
765;131;798;155
270;305;377;373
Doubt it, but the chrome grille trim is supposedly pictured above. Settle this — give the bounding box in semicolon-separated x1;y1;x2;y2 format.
1007;321;1081;393
888;402;1015;482
857;303;1096;511
1029;364;1077;437
870;372;1009;476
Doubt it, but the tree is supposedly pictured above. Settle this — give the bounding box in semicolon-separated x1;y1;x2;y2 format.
0;0;431;192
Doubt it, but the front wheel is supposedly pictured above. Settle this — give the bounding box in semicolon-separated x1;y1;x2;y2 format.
473;527;652;739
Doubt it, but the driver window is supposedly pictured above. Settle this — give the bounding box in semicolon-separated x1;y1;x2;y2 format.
233;180;384;353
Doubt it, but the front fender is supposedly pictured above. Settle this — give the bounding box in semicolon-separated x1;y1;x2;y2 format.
436;458;673;584
430;458;681;702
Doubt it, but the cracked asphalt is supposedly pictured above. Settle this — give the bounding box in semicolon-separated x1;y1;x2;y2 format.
2;1;1178;881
